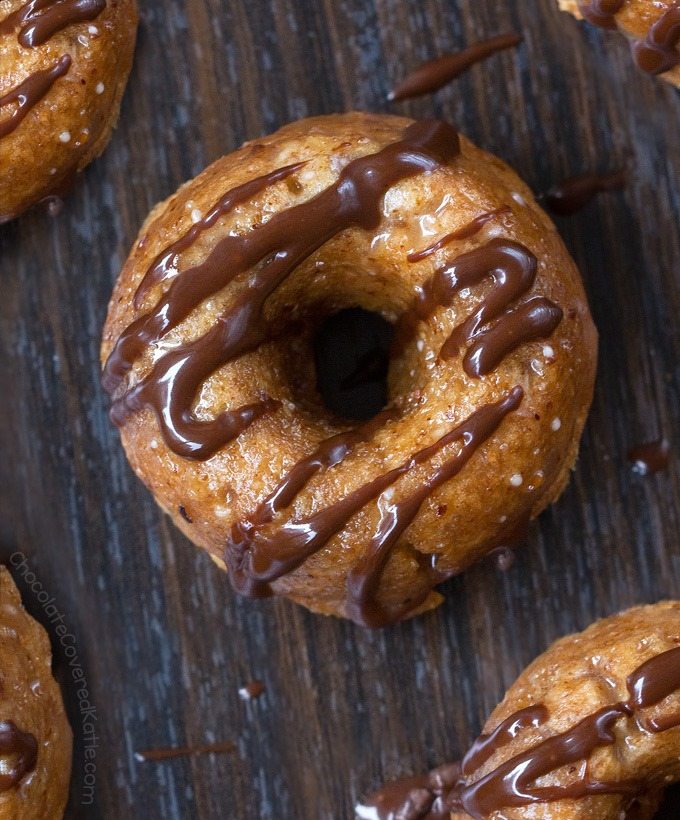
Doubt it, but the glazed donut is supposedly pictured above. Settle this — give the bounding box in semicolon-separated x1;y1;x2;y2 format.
0;0;138;223
0;566;72;818
357;602;680;819
558;1;680;86
101;112;597;626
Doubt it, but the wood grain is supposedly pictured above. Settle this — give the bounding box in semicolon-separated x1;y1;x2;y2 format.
0;1;678;817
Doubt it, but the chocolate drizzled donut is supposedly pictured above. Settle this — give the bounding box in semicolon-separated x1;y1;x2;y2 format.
102;112;596;624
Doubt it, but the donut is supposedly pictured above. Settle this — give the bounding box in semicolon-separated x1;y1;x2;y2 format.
358;601;680;819
558;1;680;86
0;566;72;818
0;0;138;223
101;112;597;626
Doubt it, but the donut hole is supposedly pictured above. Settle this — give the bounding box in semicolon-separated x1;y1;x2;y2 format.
313;308;394;421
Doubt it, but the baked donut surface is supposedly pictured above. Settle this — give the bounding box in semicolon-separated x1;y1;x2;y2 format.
0;566;72;819
558;1;680;86
101;112;597;626
0;0;138;223
358;602;680;819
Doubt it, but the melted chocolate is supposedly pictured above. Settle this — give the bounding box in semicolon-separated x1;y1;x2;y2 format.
389;33;522;101
0;55;71;139
363;645;680;818
0;0;106;47
133;163;305;308
104;121;461;459
406;207;511;263
457;646;680;817
577;0;625;29
356;762;462;820
397;238;562;376
0;721;38;792
344;388;524;627
461;705;549;775
227;388;523;623
632;7;680;75
545;170;626;216
135;741;235;762
628;438;671;476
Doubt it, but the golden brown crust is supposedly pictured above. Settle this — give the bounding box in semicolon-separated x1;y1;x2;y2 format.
558;0;680;87
0;567;72;819
101;112;597;622
452;602;680;819
0;0;138;222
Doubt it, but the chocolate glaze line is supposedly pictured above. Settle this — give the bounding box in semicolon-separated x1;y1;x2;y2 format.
226;388;523;619
455;705;639;816
104;121;461;460
231;410;395;548
133;163;306;308
389;33;522;101
0;721;38;792
455;645;680;817
361;646;680;818
632;6;680;75
577;0;625;30
575;1;679;76
344;387;524;627
135;741;235;762
355;762;462;820
397;238;562;377
0;54;71;138
406;207;511;263
545;170;626;216
0;0;106;47
461;705;548;775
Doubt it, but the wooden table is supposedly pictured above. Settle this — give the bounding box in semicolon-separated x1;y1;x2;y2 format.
1;1;678;817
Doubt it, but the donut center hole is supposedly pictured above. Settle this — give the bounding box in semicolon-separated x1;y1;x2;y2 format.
313;308;394;421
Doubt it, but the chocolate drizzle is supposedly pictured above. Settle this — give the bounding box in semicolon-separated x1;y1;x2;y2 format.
135;741;235;762
0;721;38;792
0;0;106;151
105;121;565;624
545;170;626;216
398;237;563;376
0;0;106;47
389;33;522;101
104;121;461;459
632;6;680;76
360;646;680;818
577;0;625;30
227;388;524;624
0;55;71;138
461;704;548;776
355;763;462;820
132;163;305;308
575;1;680;77
406;207;511;263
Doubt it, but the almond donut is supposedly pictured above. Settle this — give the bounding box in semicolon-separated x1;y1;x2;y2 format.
0;566;72;819
558;1;680;86
0;0;138;223
358;601;680;819
101;112;597;627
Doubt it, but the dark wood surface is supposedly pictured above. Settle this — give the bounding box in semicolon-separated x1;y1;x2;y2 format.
1;1;679;817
